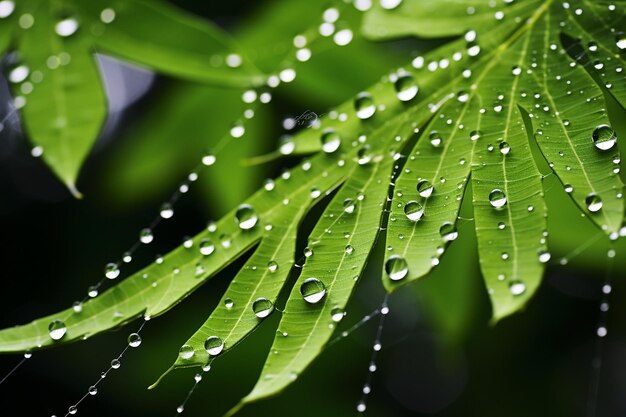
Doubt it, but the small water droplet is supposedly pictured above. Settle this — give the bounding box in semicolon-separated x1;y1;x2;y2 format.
127;333;142;348
429;131;442;147
331;307;345;322
204;336;224;356
179;344;195;360
55;17;79;37
304;247;314;257
267;261;278;272
417;180;434;198
585;193;603;212
199;238;215;256
439;222;458;242
104;263;120;279
300;278;326;304
592;124;617;151
235;204;258;230
385;255;408;281
509;280;526;295
343;198;357;214
489;189;507;208
394;73;418;101
224;298;234;309
160;203;174;219
48;320;67;340
538;250;551;263
380;0;402;10
252;298;274;318
88;385;97;395
354;92;376;119
110;358;121;369
616;33;626;50
404;201;424;222
139;228;154;244
499;141;511;155
321;129;341;153
345;244;354;254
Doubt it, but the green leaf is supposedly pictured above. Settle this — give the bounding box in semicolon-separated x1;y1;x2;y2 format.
74;0;264;87
18;2;106;197
232;155;393;412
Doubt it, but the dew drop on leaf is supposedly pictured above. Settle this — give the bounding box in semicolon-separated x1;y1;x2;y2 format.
564;184;573;193
202;153;216;166
354;92;376;119
538;250;551;263
55;17;79;37
592;124;617;151
199;238;215;256
439;222;458;242
268;261;278;272
204;336;224;356
48;320;67;341
331;307;345;322
343;198;356;214
380;0;402;9
489;189;507;208
385;255;408;281
127;333;142;348
0;1;15;18
616;33;626;50
499;141;511;155
252;298;274;318
404;200;424;222
321;129;341;153
429;131;442;147
345;244;354;254
104;263;120;279
585;193;603;212
304;247;314;257
300;278;326;304
235;204;258;230
394;73;418;101
417;179;434;198
179;344;195;360
509;280;526;296
224;298;234;309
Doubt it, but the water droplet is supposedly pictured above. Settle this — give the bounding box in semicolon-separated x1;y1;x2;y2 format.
354;92;376;119
616;33;626;50
512;66;522;75
470;130;481;141
404;201;424;222
321;129;341;153
343;198;356;214
204;336;224;356
179;344;195;360
160;203;174;219
300;278;326;304
439;222;458;242
111;358;121;369
592;124;617;151
235;204;258;230
8;64;29;84
88;385;97;395
69;405;78;414
100;8;115;23
194;373;202;382
357;147;373;165
230;123;245;138
252;298;274;318
417;180;434;198
224;298;234;309
333;29;353;46
538;250;551;263
564;184;573;193
104;263;120;279
509;280;526;295
429;131;442;147
202;153;216;166
127;333;142;348
139;228;153;244
268;261;278;272
385;255;408;281
55;17;79;37
394;74;418;101
380;0;402;10
331;307;345;322
585;193;603;212
199;238;215;256
304;247;314;257
489;189;507;208
310;187;321;198
499;141;511;155
48;320;67;340
0;1;15;18
345;244;354;254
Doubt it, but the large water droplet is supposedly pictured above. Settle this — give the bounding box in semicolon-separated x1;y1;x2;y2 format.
343;198;357;214
268;260;278;272
394;74;418;101
404;201;424;222
592;124;617;151
179;344;195;360
385;255;408;281
127;333;142;348
417;180;433;198
139;228;154;244
499;141;511;155
321;129;341;153
48;320;67;340
252;298;274;318
585;193;603;212
235;204;258;230
354;92;376;119
160;203;174;219
509;280;526;296
104;263;120;279
204;336;224;356
538;250;551;263
0;1;15;19
300;278;326;304
489;189;507;208
439;222;458;242
199;238;215;256
429;131;442;147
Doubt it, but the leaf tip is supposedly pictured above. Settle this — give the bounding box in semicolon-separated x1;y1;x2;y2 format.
66;182;83;199
148;365;175;390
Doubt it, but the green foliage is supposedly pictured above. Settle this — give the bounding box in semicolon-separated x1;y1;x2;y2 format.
1;0;626;414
